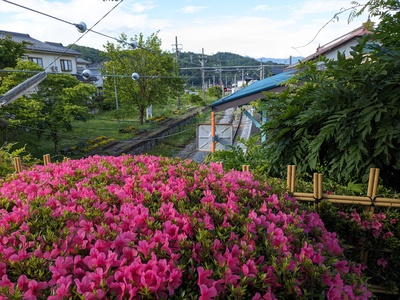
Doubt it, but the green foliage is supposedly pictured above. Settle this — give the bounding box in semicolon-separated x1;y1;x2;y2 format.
207;86;222;99
260;32;400;189
0;142;40;177
68;44;104;64
102;32;185;125
205;135;269;176
316;201;400;293
0;34;31;69
0;60;97;155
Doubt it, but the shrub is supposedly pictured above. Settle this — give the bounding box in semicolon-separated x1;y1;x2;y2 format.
316;201;400;294
0;155;371;299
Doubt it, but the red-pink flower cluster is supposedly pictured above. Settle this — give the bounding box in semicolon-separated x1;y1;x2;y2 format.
0;155;371;299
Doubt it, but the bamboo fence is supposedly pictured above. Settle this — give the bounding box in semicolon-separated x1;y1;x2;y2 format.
286;165;400;210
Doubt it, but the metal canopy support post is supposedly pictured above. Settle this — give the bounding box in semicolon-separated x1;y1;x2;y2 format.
242;109;261;128
211;111;216;153
261;109;267;143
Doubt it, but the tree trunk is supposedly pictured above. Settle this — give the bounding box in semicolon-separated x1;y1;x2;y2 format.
139;107;145;125
52;131;59;156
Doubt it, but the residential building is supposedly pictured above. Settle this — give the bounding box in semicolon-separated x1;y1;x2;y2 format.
285;24;371;71
0;30;82;75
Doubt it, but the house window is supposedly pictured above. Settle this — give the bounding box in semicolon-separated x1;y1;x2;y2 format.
60;59;73;72
28;57;43;68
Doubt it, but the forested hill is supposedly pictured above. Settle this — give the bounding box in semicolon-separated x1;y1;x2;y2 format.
69;45;288;67
70;45;291;86
69;45;105;64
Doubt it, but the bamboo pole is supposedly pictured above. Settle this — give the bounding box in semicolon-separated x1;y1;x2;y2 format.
242;165;250;172
290;165;296;193
287;165;292;192
318;174;323;200
286;165;296;193
43;154;51;166
313;173;318;200
13;157;22;173
366;168;380;213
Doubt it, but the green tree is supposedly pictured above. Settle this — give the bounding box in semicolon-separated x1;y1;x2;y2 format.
0;60;96;155
102;32;184;124
68;44;104;64
0;34;31;69
260;11;400;189
207;86;222;99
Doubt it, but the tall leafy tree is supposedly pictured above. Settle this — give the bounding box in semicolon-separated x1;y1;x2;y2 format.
0;34;31;69
102;32;184;124
260;1;400;188
0;60;96;155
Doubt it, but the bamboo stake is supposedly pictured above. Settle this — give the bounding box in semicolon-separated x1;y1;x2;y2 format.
242;165;250;172
367;168;376;198
290;165;296;193
13;157;22;173
313;173;318;200
43;154;51;166
371;168;380;199
318;174;323;200
287;165;292;192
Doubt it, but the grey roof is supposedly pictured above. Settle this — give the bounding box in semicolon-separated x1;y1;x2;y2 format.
0;30;81;56
76;57;91;64
211;70;296;112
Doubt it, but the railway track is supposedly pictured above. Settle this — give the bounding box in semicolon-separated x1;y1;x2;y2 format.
90;106;209;157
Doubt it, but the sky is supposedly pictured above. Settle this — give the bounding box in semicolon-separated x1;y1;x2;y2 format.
0;0;372;61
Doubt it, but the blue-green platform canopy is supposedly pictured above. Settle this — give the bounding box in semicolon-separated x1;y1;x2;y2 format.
211;70;296;112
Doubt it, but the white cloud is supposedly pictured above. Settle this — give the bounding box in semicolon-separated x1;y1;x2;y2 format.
252;5;272;12
179;6;207;14
0;0;371;58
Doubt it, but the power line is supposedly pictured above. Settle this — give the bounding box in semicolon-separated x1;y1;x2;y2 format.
291;4;364;52
1;0;126;71
1;0;125;45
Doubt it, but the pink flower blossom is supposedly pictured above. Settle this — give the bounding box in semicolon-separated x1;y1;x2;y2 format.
199;284;217;300
377;258;388;268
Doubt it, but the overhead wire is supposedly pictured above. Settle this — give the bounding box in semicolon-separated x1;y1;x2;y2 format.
1;0;124;71
291;4;364;54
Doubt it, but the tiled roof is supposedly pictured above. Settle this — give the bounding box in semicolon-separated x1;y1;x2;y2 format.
0;30;81;56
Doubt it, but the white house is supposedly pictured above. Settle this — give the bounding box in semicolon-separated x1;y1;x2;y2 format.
0;30;82;75
285;24;371;71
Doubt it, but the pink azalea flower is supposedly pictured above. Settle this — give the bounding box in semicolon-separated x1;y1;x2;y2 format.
17;275;29;291
74;276;95;294
23;280;48;300
377;258;388;268
199;284;217;300
141;269;161;292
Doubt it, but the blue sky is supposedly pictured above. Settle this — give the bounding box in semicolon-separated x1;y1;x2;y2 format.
0;0;371;59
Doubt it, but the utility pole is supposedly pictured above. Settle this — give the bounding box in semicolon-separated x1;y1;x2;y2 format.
260;59;264;80
113;67;120;128
199;48;207;102
172;36;182;108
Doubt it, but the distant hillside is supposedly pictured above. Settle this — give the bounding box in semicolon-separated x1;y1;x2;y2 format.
178;51;287;87
69;44;105;64
69;45;293;87
258;56;303;65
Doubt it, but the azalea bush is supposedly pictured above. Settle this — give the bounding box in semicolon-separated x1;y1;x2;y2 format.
0;155;372;299
316;201;400;295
